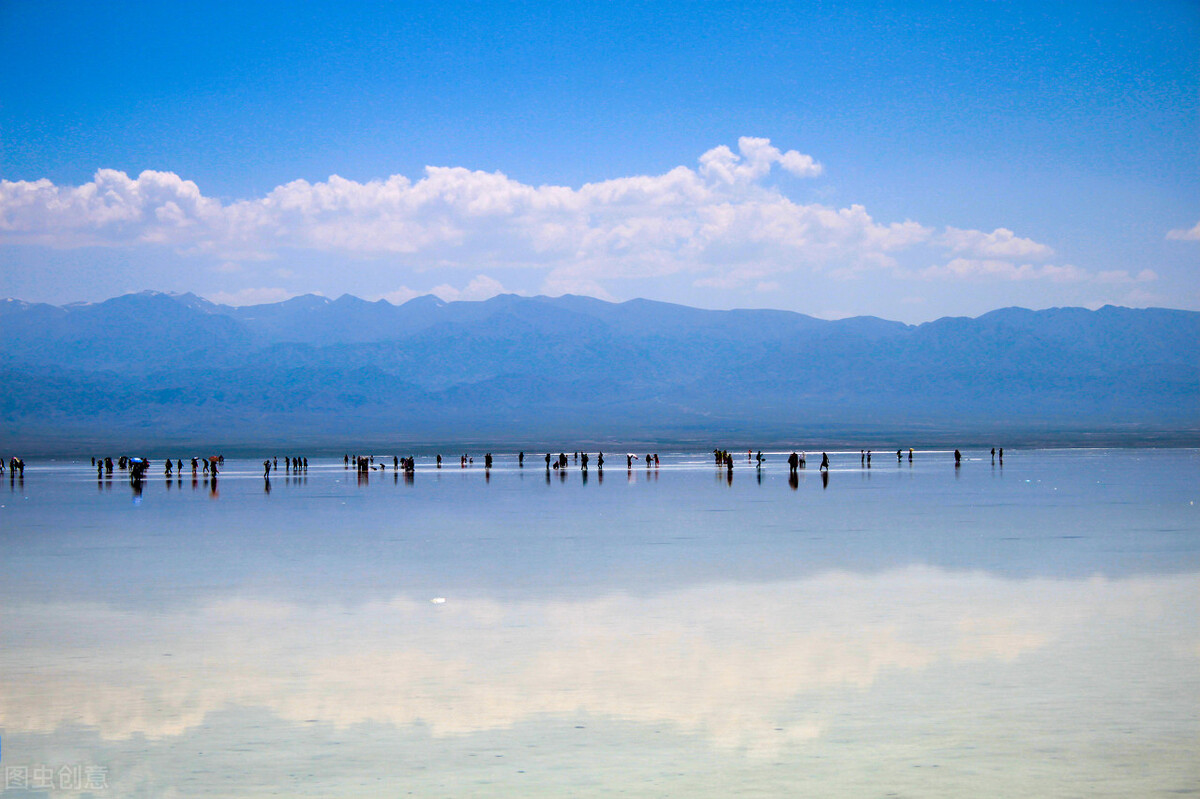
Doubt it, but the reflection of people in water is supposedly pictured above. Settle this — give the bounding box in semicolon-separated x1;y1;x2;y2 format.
822;470;829;489
789;471;798;490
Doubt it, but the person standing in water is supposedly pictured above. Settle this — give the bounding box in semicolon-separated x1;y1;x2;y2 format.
820;452;829;472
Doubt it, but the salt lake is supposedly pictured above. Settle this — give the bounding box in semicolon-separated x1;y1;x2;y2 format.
1;448;1197;796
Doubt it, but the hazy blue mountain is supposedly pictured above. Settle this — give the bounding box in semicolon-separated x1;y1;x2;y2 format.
1;292;1196;453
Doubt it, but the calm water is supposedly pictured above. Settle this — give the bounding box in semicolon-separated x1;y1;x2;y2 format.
1;449;1197;797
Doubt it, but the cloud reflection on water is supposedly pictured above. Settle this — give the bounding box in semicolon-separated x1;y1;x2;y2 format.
3;567;1196;757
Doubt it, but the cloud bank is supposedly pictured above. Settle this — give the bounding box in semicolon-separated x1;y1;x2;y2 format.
0;137;1126;299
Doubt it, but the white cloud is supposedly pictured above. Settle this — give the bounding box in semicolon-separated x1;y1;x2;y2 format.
1166;220;1200;241
0;140;1070;296
429;274;510;303
921;259;1088;282
940;227;1054;259
377;286;423;305
206;287;298;306
698;136;822;183
1095;268;1158;284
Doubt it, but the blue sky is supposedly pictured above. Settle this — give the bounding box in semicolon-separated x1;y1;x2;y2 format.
1;0;1196;321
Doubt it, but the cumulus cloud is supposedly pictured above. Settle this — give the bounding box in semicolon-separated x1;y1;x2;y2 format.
377;286;423;305
1166;220;1200;241
698;136;822;183
0;139;1066;295
206;287;299;306
940;227;1054;259
429;274;510;303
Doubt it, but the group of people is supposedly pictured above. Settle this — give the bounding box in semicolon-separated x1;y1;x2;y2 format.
346;454;414;473
3;457;24;478
90;454;226;482
29;446;1008;487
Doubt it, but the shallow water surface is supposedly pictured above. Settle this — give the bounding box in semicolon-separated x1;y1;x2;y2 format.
1;449;1197;796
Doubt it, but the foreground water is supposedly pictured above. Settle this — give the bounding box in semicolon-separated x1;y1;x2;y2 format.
1;449;1197;797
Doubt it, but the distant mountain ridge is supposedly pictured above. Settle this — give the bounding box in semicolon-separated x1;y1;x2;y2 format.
1;292;1197;453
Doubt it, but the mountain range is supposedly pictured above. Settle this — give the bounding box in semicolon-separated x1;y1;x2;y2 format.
1;291;1197;454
